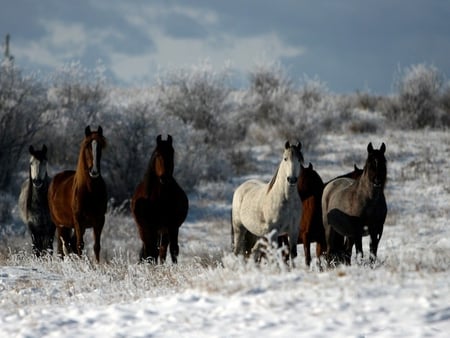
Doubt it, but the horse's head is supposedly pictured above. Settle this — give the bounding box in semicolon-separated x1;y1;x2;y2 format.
29;144;48;188
282;141;303;186
151;134;175;184
365;142;387;189
83;126;106;178
298;162;324;199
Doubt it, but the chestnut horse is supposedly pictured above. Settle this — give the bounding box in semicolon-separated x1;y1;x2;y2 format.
296;162;326;267
131;135;188;264
48;126;107;262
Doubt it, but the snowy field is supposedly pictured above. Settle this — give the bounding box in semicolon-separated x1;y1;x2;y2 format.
1;129;449;337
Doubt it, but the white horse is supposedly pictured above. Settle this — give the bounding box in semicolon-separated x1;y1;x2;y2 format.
231;141;303;260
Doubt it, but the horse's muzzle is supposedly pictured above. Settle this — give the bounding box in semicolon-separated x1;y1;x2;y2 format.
32;179;43;188
287;176;298;185
89;170;100;178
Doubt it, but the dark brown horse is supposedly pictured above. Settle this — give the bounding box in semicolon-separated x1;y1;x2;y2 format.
131;135;188;264
322;143;387;266
48;126;107;262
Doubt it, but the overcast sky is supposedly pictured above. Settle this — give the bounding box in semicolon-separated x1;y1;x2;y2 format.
1;0;449;94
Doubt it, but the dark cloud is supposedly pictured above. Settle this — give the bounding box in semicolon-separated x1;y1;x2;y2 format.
1;0;449;93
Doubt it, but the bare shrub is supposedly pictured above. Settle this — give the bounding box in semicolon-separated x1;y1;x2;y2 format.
0;61;51;191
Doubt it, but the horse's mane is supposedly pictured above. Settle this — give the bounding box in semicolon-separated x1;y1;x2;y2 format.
143;149;158;187
267;167;279;193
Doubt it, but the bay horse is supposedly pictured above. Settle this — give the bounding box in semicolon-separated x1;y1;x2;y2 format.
322;143;387;266
231;141;303;262
18;145;55;256
48;126;107;262
131;135;189;264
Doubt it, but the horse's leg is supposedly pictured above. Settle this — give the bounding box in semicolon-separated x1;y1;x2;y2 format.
277;235;290;263
159;232;169;264
73;221;86;257
343;237;353;265
302;232;311;267
354;235;363;264
55;227;64;258
315;242;324;271
44;223;56;256
56;227;72;258
287;227;298;268
369;227;383;264
232;222;247;256
29;227;42;257
169;227;180;264
140;226;159;263
93;218;104;262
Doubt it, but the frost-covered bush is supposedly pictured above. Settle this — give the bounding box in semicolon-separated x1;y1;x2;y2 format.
0;60;51;191
244;63;293;143
156;62;240;182
46;62;108;165
386;64;445;129
244;66;329;151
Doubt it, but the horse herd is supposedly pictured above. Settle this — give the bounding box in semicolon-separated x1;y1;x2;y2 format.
18;125;387;269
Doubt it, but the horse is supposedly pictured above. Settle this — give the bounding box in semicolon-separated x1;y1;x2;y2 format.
18;145;55;257
48;126;107;262
131;135;189;264
296;162;326;267
231;141;303;262
323;164;364;265
322;142;387;266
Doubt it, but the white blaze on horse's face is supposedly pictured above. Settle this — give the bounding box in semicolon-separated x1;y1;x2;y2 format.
282;145;300;186
89;140;100;178
30;156;47;188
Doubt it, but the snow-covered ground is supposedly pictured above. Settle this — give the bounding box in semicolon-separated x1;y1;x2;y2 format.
1;129;449;337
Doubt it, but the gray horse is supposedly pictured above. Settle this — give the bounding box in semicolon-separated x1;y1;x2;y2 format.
18;145;55;256
322;142;387;265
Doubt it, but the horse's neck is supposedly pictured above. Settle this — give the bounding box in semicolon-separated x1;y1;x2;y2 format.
355;170;378;199
268;167;295;200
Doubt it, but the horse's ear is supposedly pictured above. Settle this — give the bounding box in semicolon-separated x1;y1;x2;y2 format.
157;135;162;145
354;164;358;170
167;134;173;145
367;142;374;153
380;142;386;154
296;141;302;150
29;145;34;154
97;126;103;136
85;126;92;136
285;141;290;149
42;144;47;154
308;162;313;169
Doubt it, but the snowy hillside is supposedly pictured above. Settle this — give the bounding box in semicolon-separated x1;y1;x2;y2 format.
1;128;449;337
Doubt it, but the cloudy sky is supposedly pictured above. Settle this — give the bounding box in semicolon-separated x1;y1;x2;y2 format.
1;0;449;93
